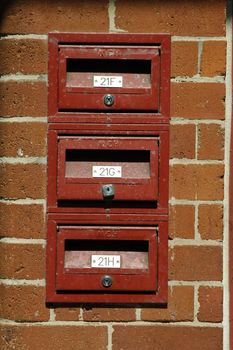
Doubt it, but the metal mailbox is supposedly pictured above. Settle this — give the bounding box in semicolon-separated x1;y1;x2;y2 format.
47;32;170;305
46;214;168;304
58;45;160;111
57;136;159;201
48;32;170;123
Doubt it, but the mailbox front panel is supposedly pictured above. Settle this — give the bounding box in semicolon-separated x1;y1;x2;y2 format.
58;46;160;111
46;214;168;304
56;226;157;292
57;136;158;201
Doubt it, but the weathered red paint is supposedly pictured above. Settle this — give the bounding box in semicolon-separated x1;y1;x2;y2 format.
48;32;170;124
230;23;233;350
47;33;170;304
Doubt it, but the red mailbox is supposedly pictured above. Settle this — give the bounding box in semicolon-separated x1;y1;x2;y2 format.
48;33;170;124
46;214;168;304
47;32;170;304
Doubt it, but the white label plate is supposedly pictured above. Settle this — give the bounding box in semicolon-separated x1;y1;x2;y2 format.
92;165;122;178
91;255;121;268
93;75;123;88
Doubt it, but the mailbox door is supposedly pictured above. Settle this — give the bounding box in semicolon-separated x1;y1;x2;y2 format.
56;226;157;292
57;136;159;201
58;46;160;111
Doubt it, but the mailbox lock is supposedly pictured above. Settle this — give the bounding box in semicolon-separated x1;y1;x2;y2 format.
104;94;115;107
102;184;115;199
102;275;112;288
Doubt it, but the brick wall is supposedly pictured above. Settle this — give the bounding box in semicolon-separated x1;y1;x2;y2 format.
0;1;231;349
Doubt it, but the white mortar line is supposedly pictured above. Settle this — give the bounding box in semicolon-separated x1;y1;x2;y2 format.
0;117;48;123
0;279;45;286
0;157;47;164
223;2;232;349
0;238;45;245
0;198;45;205
169;239;223;246
194;285;200;322
0;34;48;40
194;203;201;241
195;123;199;159
169;281;223;287
0;74;47;82
171;76;225;83
172;36;226;42
107;324;113;350
135;308;141;321
0;319;223;327
108;0;126;33
197;41;203;75
49;309;56;322
169;199;223;205
169;159;224;165
79;308;84;321
171;119;225;125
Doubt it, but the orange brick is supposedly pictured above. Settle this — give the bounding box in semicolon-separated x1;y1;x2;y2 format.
0;1;108;34
0;39;48;74
83;307;135;322
201;41;226;77
0;122;47;157
55;308;81;321
0;203;45;239
141;286;194;321
0;325;107;350
198;204;223;240
169;205;195;239
170;124;196;159
115;0;225;36
0;285;49;321
171;82;225;119
169;246;222;281
198;286;223;322
0;243;45;279
0;81;47;117
171;42;198;77
169;164;224;200
198;124;224;160
0;164;46;199
112;326;222;350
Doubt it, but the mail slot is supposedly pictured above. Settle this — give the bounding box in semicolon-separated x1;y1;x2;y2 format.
58;45;160;111
57;136;159;201
56;226;157;292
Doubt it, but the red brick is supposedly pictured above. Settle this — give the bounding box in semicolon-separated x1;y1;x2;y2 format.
169;246;222;281
198;124;224;160
171;42;198;77
198;204;223;241
171;83;225;119
0;325;107;350
0;39;48;74
115;0;225;36
112;326;222;350
198;286;223;322
0;203;45;239
0;122;47;157
0;164;46;199
169;205;195;239
141;286;194;321
0;243;45;279
201;41;226;77
0;81;47;117
0;285;49;321
55;308;81;321
170;124;196;159
0;1;108;34
170;164;224;200
83;307;135;322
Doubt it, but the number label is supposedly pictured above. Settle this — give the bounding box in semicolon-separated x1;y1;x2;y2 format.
91;255;121;268
92;165;122;178
93;75;123;88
